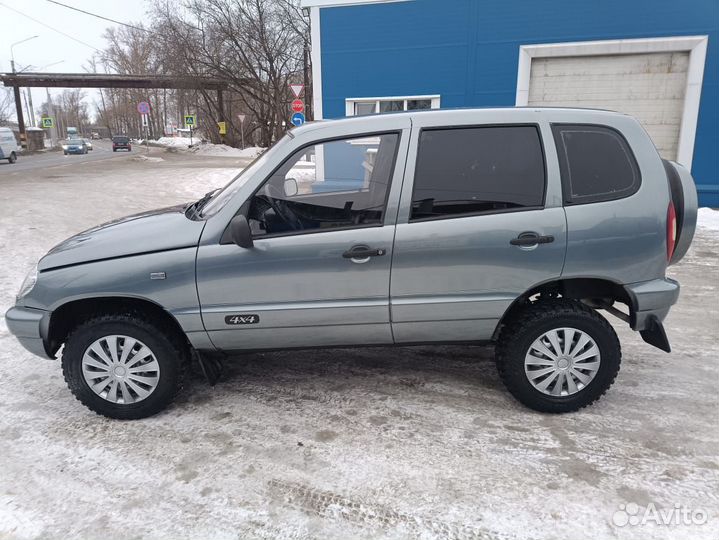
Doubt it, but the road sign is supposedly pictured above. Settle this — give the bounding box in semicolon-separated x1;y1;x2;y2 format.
141;114;149;127
137;101;151;114
237;114;246;123
41;117;54;128
291;112;305;127
291;99;304;113
289;84;304;98
184;115;196;126
217;121;227;135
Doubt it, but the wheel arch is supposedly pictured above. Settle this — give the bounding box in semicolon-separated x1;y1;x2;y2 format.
47;295;189;358
493;277;636;340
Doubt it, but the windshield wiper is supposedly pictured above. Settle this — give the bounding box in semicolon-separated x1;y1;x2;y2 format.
186;189;219;219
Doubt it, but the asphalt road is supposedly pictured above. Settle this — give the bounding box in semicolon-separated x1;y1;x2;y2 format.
0;140;136;174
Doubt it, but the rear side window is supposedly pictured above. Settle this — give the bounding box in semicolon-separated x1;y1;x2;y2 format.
552;124;640;204
410;126;545;221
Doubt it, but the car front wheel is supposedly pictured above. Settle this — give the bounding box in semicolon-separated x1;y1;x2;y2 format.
496;299;621;413
8;152;16;163
62;313;189;419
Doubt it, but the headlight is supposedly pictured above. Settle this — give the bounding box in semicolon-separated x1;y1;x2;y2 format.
17;264;38;300
62;145;68;150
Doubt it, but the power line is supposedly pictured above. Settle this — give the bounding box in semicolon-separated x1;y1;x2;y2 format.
0;1;103;53
45;0;149;33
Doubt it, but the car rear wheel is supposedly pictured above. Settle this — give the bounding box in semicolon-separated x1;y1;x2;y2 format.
62;313;189;419
496;299;621;413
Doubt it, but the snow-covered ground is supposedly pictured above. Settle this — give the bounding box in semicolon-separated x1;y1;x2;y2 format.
153;136;265;159
697;207;719;232
0;152;717;540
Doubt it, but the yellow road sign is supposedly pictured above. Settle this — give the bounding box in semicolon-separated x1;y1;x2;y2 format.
184;115;196;127
217;121;227;135
41;117;55;128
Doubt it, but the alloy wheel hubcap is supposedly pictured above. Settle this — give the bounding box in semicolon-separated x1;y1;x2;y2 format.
524;327;601;396
81;335;160;404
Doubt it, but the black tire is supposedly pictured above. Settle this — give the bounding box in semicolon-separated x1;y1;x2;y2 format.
63;151;68;155
113;148;116;152
496;299;621;413
62;313;189;419
8;152;16;164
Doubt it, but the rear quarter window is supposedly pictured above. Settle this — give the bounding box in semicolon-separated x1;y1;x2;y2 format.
552;124;641;205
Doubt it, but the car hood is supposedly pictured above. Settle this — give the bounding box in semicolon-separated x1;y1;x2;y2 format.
39;204;206;271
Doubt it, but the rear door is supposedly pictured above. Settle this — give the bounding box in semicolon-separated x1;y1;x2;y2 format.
390;119;567;343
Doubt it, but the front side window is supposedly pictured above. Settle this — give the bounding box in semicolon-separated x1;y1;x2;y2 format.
552;124;640;204
410;126;546;221
247;133;399;237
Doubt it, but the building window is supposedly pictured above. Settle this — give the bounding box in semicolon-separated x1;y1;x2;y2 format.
347;95;440;116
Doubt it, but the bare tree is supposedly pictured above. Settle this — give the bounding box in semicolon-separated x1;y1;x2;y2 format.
151;0;309;147
0;87;16;126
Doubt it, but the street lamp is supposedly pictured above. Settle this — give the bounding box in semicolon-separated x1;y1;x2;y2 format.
10;35;39;73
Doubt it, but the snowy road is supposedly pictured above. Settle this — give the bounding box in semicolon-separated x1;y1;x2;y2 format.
0;149;717;540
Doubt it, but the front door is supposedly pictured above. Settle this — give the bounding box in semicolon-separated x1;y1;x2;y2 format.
196;132;404;351
390;124;567;342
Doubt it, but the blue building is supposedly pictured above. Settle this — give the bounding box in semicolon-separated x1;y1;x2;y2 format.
301;0;718;206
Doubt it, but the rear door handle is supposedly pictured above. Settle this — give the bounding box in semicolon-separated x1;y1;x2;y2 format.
342;245;386;260
510;232;554;246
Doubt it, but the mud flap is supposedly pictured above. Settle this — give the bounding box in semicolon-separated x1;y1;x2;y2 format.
640;315;671;353
193;350;225;386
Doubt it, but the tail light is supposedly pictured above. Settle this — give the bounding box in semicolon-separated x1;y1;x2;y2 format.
667;202;677;261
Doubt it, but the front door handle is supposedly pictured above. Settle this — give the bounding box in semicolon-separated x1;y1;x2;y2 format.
342;245;386;261
510;232;555;246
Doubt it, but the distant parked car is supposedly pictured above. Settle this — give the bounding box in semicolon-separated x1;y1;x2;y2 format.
112;136;131;152
83;139;94;151
62;139;88;155
0;127;19;163
91;132;100;140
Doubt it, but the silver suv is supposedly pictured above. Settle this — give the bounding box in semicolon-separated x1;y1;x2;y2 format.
6;108;698;419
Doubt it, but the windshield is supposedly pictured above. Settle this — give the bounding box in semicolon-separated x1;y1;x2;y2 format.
113;137;129;143
67;140;84;144
199;134;293;217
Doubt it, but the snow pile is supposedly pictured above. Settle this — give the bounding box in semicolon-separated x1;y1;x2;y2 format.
154;136;197;148
132;155;164;163
188;143;265;158
697;207;719;233
151;137;264;159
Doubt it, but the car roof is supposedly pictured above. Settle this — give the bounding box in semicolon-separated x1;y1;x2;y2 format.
291;106;630;136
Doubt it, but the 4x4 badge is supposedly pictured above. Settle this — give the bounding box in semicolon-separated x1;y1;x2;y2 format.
225;314;260;325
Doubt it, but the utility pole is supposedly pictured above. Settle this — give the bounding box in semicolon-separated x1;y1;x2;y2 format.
46;88;58;147
304;40;312;120
26;89;36;127
10;36;39;149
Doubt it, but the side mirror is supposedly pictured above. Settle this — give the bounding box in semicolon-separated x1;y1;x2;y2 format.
283;178;298;197
229;215;254;248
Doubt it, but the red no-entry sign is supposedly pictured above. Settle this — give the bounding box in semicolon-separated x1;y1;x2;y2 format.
291;99;304;113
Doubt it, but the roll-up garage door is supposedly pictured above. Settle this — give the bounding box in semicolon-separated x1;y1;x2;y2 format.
528;51;689;160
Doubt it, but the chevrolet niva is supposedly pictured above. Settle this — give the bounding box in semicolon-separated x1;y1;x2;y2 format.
6;108;697;419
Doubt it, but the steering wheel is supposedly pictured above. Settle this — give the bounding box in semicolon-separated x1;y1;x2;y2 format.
265;183;304;231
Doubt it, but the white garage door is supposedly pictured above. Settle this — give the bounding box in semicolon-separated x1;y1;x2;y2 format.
528;52;689;160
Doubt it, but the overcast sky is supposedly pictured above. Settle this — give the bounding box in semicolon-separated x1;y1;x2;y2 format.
0;0;150;123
